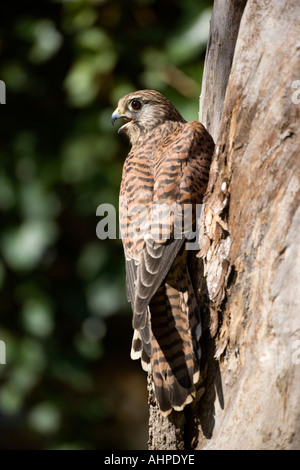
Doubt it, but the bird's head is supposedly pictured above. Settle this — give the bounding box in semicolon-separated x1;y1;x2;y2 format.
111;90;185;144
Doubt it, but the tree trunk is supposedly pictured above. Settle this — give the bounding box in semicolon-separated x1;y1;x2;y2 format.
199;0;247;142
198;0;300;450
148;0;300;450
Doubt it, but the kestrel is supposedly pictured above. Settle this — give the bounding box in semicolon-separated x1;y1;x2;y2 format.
111;90;214;416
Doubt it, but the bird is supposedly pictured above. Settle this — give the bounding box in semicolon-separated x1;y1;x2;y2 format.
111;89;214;416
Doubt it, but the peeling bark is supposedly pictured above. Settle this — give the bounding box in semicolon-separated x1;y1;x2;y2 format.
198;0;300;450
199;0;247;142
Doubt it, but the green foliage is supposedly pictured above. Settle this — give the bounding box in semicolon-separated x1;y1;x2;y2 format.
0;0;212;449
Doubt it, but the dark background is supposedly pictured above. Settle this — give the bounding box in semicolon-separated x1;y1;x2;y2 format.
0;0;212;450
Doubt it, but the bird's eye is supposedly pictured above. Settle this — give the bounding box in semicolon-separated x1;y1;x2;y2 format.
130;99;142;111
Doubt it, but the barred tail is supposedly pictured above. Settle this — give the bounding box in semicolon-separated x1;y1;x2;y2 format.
130;255;201;416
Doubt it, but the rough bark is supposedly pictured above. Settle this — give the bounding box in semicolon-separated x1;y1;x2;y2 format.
198;0;300;450
148;373;185;450
199;0;247;142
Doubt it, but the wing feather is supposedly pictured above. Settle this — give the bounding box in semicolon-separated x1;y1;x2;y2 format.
132;237;185;329
125;257;137;303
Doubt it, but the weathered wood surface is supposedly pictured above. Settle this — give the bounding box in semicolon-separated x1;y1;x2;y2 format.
198;0;300;450
199;0;247;142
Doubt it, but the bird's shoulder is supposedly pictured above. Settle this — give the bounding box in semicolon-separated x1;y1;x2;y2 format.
158;120;214;153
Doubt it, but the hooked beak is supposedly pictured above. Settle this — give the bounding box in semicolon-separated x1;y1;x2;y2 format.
111;108;132;133
111;109;124;126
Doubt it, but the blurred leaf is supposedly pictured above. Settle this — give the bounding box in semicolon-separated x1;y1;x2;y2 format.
86;278;127;317
0;383;23;415
21;298;54;338
8;365;40;394
1;221;58;271
62;5;97;33
1;62;29;92
74;332;103;360
77;242;108;280
18;338;47;373
15;158;36;182
52;361;93;392
75;27;111;51
0;260;5;289
109;81;135;106
61;134;118;182
13;131;37;162
50;441;92;450
82;315;106;340
29;20;63;63
0;173;15;210
64;42;117;107
27;402;61;434
20;182;61;220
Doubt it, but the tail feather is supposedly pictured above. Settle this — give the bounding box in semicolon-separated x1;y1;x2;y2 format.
130;254;201;415
131;328;151;372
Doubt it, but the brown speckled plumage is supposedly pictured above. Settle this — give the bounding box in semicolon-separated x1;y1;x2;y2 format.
112;90;214;415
